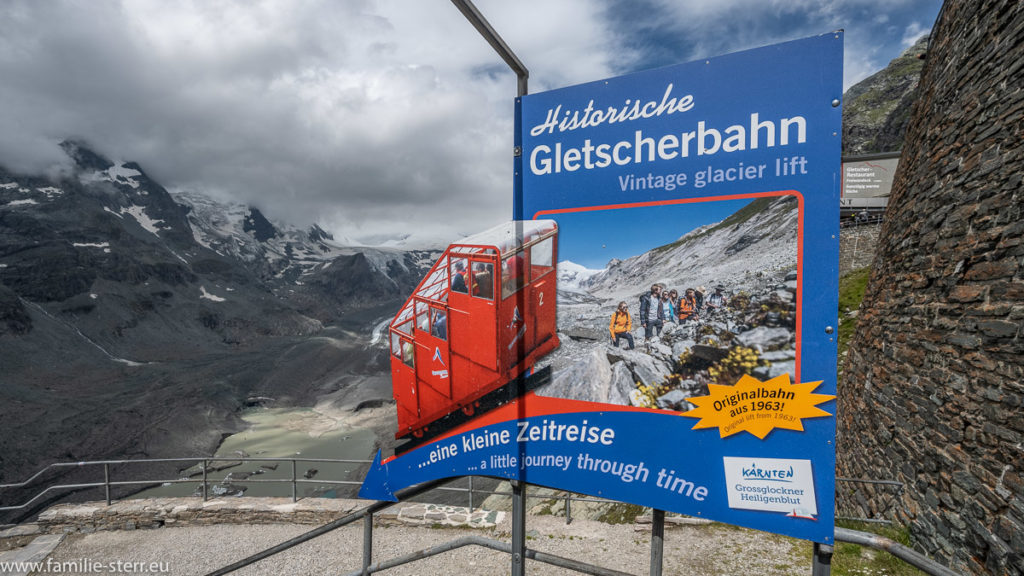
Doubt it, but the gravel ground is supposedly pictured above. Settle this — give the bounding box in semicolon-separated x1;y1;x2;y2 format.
39;513;812;575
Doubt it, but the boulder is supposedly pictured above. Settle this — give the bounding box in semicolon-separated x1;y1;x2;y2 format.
629;351;673;386
753;360;796;381
734;326;792;351
540;348;613;403
760;349;796;362
656;389;689;410
773;289;795;302
603;346;673;388
648;341;673;357
671;339;697;357
608;362;636;406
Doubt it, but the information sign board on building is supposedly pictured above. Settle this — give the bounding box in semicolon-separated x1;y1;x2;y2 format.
841;152;899;211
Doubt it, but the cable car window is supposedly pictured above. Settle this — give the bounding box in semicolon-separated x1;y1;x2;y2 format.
415;302;429;332
450;258;469;293
471;262;494;300
390;333;402;358
430;309;447;341
400;339;415;368
395;319;413;335
501;252;526;299
532;236;554;274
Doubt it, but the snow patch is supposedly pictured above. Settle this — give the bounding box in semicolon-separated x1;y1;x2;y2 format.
0;182;18;190
36;186;63;198
370;317;391;346
83;162;142;189
122;205;166;235
90;294;98;299
4;199;38;206
73;242;110;248
200;286;226;302
104;206;123;219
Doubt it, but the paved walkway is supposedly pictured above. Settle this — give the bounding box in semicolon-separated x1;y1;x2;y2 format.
1;499;810;575
0;530;64;576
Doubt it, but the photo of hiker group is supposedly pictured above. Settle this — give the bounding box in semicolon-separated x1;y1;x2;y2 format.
537;194;800;413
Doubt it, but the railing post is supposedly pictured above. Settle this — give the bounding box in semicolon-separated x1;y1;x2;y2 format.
362;512;373;575
202;460;208;502
468;476;474;511
649;509;665;576
510;480;527;576
291;460;297;503
565;493;572;525
812;543;833;576
103;463;111;505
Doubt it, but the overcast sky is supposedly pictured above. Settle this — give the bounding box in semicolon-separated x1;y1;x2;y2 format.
0;0;941;245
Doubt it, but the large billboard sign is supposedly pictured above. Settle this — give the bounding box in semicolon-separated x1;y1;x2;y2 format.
362;33;842;545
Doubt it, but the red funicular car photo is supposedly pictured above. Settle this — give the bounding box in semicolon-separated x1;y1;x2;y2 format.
388;220;560;449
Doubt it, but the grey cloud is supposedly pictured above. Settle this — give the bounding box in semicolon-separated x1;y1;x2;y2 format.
0;0;938;245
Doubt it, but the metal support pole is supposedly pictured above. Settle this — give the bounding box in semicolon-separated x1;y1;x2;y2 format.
449;0;528;97
291;460;297;503
812;543;833;576
565;493;572;525
468;476;474;511
649;509;665;576
362;513;373;576
511;480;527;576
103;463;111;505
202;460;208;502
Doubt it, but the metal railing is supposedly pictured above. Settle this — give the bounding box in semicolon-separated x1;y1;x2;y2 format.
2;457;906;526
0;456;369;512
839;214;885;228
0;456;628;518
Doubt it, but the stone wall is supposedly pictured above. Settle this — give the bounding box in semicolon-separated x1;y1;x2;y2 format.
837;1;1023;574
839;223;882;275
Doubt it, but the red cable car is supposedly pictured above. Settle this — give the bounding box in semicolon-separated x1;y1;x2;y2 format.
388;220;560;443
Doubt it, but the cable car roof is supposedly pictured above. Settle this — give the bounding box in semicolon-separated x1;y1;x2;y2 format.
449;219;556;256
391;220;557;329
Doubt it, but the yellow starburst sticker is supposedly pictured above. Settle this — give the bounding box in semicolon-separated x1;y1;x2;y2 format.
682;374;835;439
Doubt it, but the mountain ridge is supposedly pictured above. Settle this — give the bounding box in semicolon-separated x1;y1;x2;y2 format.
0;143;434;506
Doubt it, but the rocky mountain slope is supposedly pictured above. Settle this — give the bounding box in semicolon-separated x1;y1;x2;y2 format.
0;142;434;510
843;35;929;155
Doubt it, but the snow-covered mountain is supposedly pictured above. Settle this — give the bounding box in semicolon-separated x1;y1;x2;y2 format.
584;196;798;301
556;260;602;292
172;189;435;291
0;141;438;500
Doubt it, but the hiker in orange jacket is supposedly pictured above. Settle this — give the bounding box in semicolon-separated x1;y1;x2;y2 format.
609;301;635;349
677;288;700;322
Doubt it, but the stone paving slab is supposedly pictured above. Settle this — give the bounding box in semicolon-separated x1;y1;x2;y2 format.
394;503;503;528
0;534;65;575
